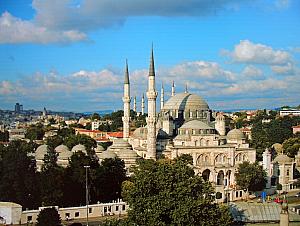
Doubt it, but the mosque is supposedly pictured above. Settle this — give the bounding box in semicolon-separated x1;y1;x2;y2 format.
121;48;257;201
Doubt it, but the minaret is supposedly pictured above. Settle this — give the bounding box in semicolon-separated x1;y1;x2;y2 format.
133;96;137;112
122;60;130;139
141;93;145;115
160;83;164;110
215;112;226;136
171;80;175;97
185;83;188;93
146;47;158;160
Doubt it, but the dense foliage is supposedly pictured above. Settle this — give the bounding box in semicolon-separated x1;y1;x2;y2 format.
0;140;127;209
36;207;61;226
250;115;300;160
0;130;9;142
235;161;267;193
120;154;233;226
25;124;45;140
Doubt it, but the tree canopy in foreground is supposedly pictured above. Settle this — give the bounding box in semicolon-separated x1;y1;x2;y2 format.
119;154;232;226
235;161;267;193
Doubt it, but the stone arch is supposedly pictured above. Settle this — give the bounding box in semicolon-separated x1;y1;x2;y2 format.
202;169;211;181
197;154;210;166
217;170;224;185
215;153;227;164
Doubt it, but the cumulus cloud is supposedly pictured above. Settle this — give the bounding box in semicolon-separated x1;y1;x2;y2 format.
161;61;236;82
1;0;255;44
223;40;291;65
271;62;295;75
0;12;87;44
241;65;264;79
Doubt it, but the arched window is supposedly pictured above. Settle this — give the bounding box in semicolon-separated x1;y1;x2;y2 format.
217;171;224;185
215;154;227;164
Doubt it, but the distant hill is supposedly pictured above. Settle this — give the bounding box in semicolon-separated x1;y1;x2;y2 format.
83;110;114;116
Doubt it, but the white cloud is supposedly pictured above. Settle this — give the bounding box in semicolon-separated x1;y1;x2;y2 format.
271;62;295;75
161;61;236;82
0;0;263;44
241;65;264;79
224;40;291;65
0;11;87;44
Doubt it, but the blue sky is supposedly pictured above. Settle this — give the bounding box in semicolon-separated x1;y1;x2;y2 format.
0;0;300;112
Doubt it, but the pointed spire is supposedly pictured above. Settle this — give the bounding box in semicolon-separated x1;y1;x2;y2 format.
124;59;129;84
171;80;175;96
185;83;188;93
149;44;155;77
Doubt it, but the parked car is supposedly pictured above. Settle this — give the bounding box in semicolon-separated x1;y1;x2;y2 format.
295;192;300;197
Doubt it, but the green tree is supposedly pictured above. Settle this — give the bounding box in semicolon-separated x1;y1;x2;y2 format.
0;130;9;142
0;140;40;209
62;152;99;207
282;137;300;158
64;134;96;155
57;127;75;138
95;158;127;203
39;147;64;206
25;124;45;140
46;135;63;150
122;156;232;226
91;113;101;120
36;207;61;226
235;161;267;198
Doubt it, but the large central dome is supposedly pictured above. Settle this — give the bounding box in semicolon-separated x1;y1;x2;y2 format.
163;93;209;111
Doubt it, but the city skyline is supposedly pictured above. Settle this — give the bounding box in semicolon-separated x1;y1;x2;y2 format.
0;0;300;112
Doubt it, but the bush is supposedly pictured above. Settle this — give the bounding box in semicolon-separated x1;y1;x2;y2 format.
36;207;61;226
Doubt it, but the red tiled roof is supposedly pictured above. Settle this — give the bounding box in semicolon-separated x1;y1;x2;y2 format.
107;132;123;138
292;125;300;128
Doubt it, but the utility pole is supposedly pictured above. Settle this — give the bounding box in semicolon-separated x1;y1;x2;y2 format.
84;165;90;226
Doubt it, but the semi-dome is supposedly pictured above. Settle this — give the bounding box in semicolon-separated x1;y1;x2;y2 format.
96;145;105;153
181;120;213;130
71;144;86;153
98;150;117;159
163;93;209;111
55;144;69;153
273;154;293;164
227;129;245;140
35;144;49;160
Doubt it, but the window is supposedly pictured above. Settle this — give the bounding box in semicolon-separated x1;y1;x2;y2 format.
122;205;126;210
104;207;107;213
75;212;79;217
236;191;238;198
27;216;32;222
65;213;70;218
287;169;290;176
89;208;92;213
116;206;119;211
240;191;243;197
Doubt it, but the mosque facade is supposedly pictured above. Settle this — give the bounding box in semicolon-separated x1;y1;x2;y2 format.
125;48;257;201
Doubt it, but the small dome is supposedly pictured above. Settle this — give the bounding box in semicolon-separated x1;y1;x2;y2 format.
58;150;72;160
55;144;69;153
163;93;209;111
181;120;213;130
108;139;132;149
98;150;117;159
35;144;49;160
227;129;245;140
96;145;105;153
71;144;86;153
273;154;293;164
272;143;283;153
132;127;148;139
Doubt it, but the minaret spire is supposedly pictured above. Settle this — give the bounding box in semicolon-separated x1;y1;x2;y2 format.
185;83;188;93
146;45;157;160
171;80;175;97
160;82;164;110
141;93;145;115
122;59;131;139
133;96;137;112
